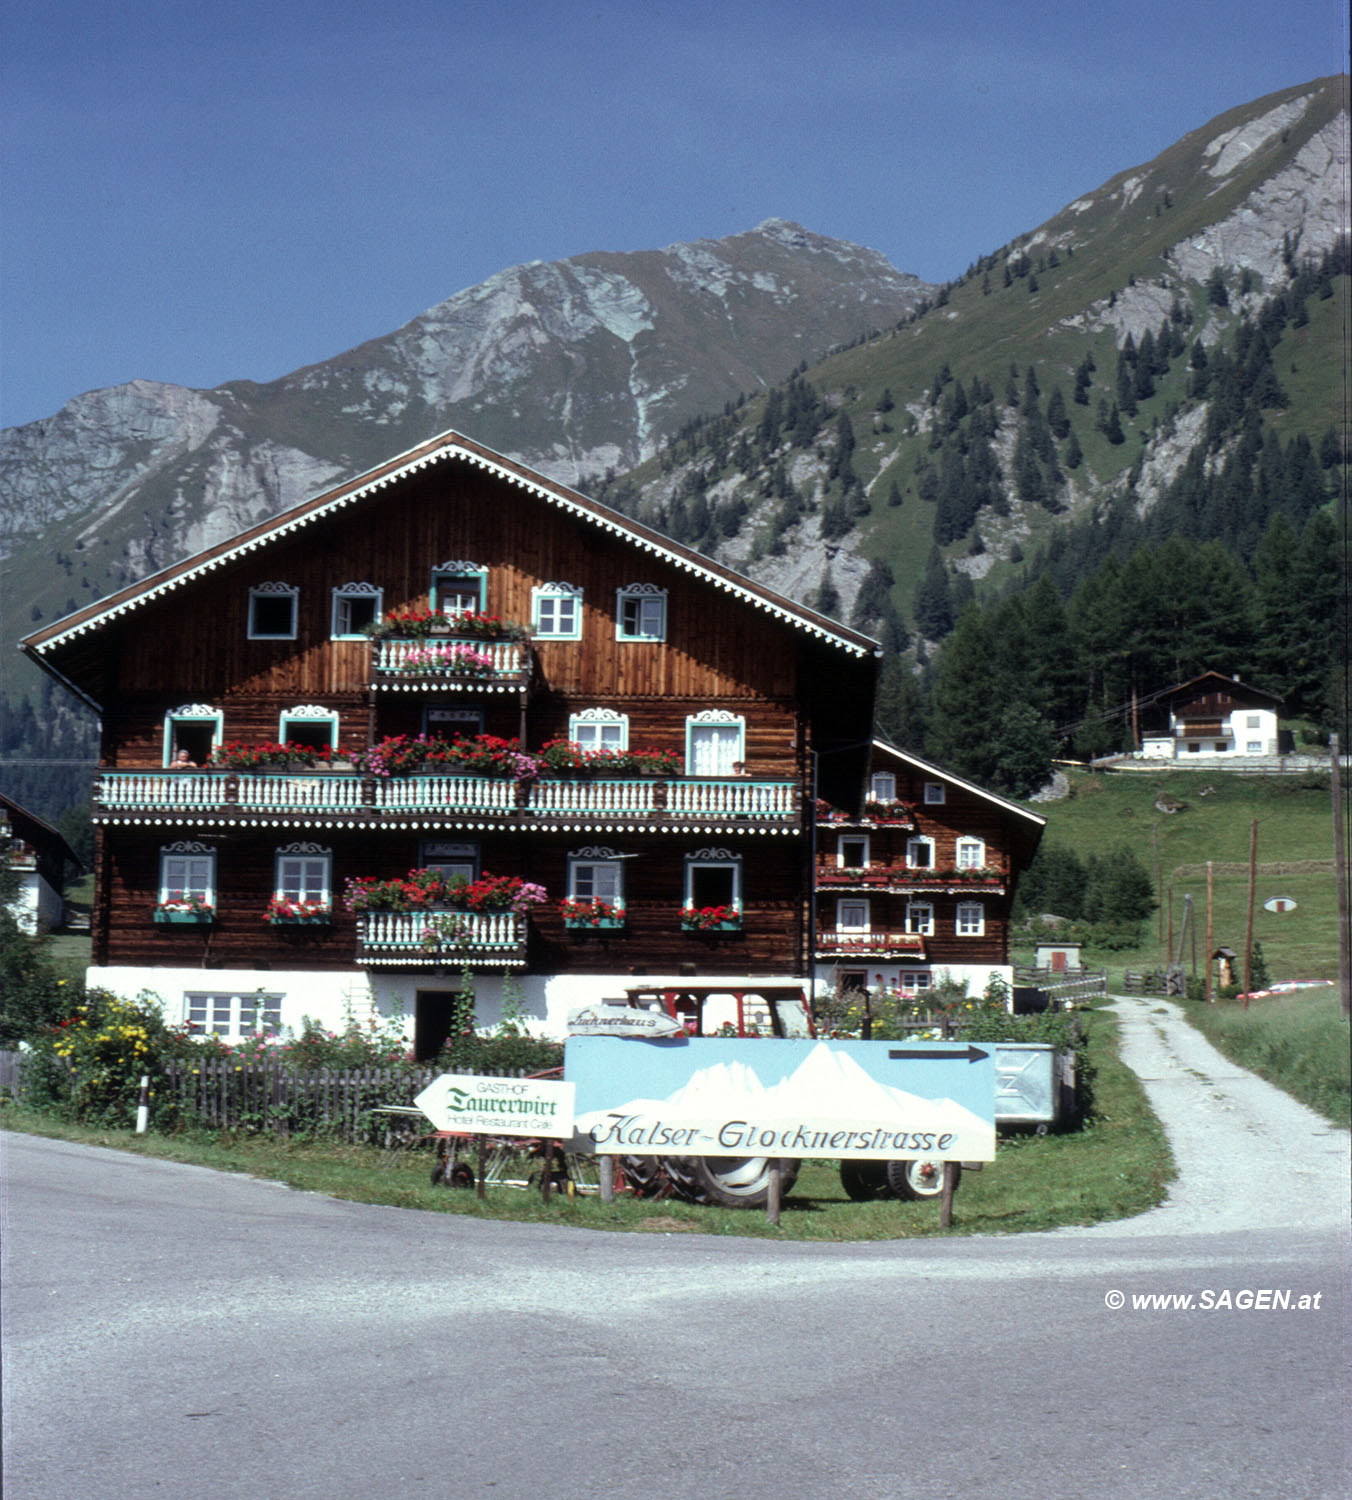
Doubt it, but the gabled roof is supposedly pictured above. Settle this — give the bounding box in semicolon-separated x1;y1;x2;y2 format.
869;739;1046;864
871;740;1047;828
1155;671;1284;708
19;428;880;664
0;791;82;871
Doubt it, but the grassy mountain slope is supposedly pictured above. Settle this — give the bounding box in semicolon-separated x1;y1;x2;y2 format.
1019;768;1338;988
593;76;1348;636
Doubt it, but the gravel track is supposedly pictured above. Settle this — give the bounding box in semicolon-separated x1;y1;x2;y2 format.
1067;994;1350;1238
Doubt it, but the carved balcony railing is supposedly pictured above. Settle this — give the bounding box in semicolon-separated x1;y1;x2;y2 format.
356;910;527;967
93;771;800;832
814;929;928;959
815;862;1007;895
525;778;658;818
372;637;531;693
815;864;905;889
374;774;517;816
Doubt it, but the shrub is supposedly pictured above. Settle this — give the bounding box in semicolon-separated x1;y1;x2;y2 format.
25;988;198;1125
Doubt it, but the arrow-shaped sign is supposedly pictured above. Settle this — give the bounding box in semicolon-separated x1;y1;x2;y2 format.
888;1045;990;1064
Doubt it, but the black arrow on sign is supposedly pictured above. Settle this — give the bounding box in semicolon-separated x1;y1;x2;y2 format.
888;1045;990;1063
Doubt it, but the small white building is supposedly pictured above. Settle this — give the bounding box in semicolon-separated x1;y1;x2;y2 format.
1138;672;1283;760
1;793;80;935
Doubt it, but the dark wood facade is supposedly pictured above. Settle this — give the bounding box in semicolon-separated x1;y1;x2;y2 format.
812;741;1044;999
24;432;877;1031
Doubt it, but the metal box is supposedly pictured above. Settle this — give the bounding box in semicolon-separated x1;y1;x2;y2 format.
993;1042;1066;1128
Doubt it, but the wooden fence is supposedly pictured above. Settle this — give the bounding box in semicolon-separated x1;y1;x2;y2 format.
0;1049;25;1097
157;1060;453;1138
1120;969;1171;995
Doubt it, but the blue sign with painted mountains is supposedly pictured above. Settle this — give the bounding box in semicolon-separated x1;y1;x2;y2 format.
566;1037;995;1160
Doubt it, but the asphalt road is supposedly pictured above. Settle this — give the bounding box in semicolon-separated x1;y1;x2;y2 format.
3;1000;1348;1500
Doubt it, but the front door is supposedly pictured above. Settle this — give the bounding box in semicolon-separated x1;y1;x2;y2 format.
414;989;470;1062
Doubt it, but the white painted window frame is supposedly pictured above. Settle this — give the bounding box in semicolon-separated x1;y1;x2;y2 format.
248;582;299;640
568;707;629;753
616;584;667;642
567;846;626;908
532;582;583;640
905;900;934;936
956;837;985;870
836;897;870;932
159;842;216;905
184;991;282;1039
683;847;743;913
277;704;339;750
905;835;936;870
162;704;223;766
274;843;333;905
837;833;870;868
331;582;383;639
955;900;985;937
685;711;745;776
430;562;487;617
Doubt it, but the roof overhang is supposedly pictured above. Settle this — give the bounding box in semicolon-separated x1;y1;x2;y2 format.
20;429;880;675
870;738;1047;861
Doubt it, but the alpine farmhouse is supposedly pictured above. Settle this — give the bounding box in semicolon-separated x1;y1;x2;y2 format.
813;741;1045;1003
20;431;881;1051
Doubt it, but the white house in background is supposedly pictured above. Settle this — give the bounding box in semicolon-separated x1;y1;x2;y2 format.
1138;672;1284;760
1;792;80;935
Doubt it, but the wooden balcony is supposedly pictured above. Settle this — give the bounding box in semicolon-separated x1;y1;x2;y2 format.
815;929;927;959
371;636;531;694
357;910;527;967
93;771;801;834
815;862;1006;896
815;864;904;889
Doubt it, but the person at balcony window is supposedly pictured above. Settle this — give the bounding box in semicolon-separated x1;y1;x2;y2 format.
171;749;197;769
731;761;750;776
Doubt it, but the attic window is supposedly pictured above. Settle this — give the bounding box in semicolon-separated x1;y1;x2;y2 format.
249;583;298;640
532;583;582;640
923;782;946;805
431;564;486;617
331;583;382;639
616;585;667;642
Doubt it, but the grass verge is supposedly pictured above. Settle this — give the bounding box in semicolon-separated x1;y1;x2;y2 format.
1179;986;1350;1127
1;1008;1173;1240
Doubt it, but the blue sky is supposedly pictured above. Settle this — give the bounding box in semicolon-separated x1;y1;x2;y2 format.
1;0;1347;430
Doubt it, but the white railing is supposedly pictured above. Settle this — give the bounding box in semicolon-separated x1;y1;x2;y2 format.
525;779;658;816
373;775;517;814
96;772;231;812
666;779;796;818
357;909;525;962
95;771;801;824
236;774;368;813
374;638;527;678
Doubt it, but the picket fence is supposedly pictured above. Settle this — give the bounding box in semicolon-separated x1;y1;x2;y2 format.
158;1060;456;1138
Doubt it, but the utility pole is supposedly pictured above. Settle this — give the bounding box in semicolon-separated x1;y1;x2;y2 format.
1154;824;1163;948
1205;860;1214;1003
1333;735;1350;1019
1243;819;1257;1009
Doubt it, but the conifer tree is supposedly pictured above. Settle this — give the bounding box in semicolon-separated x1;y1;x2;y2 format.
913;549;956;639
925;605;1001;782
